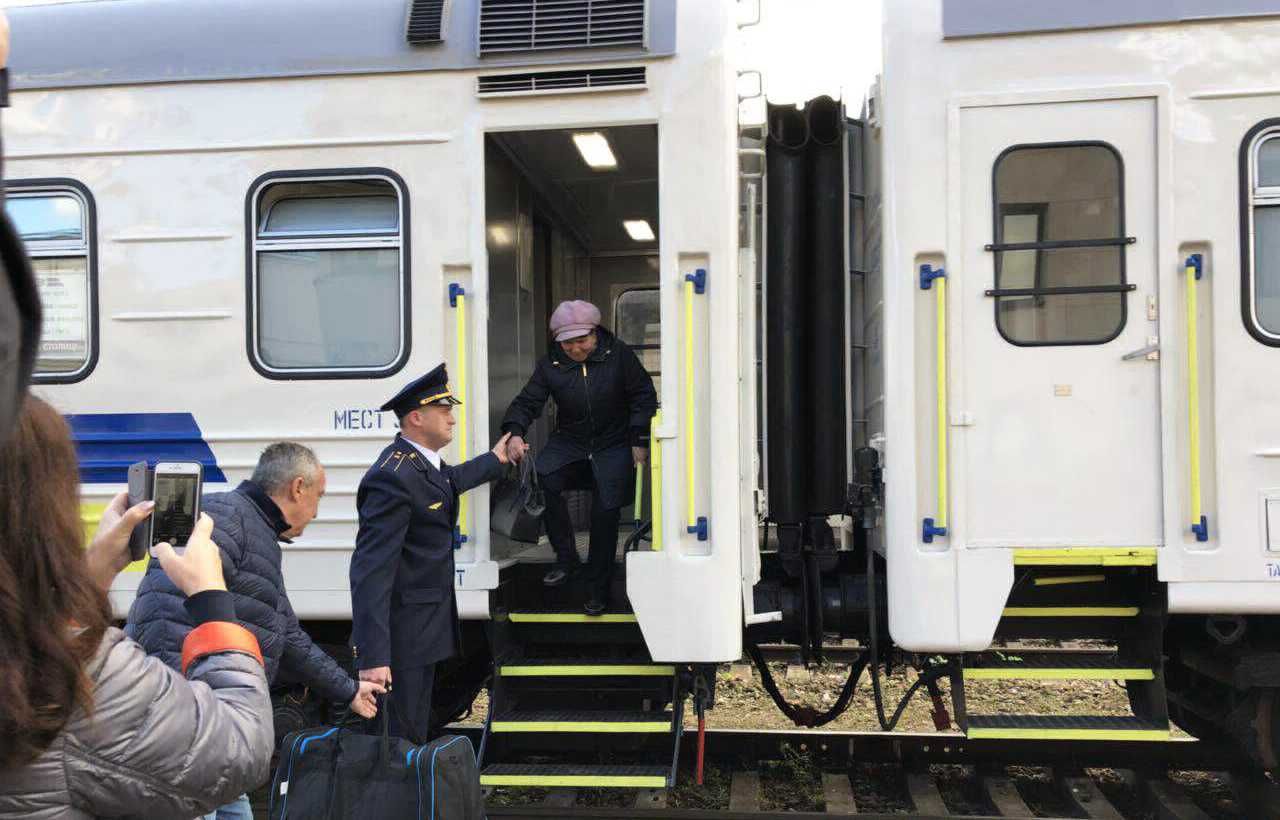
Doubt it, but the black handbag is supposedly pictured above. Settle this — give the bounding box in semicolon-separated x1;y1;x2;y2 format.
489;452;545;543
268;700;485;820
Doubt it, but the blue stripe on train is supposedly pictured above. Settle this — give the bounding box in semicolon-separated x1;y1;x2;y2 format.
65;412;228;484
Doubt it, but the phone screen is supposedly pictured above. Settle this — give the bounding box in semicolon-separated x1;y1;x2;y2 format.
151;472;198;547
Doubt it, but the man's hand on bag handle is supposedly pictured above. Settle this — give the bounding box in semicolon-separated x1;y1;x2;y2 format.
360;666;393;690
350;679;385;719
155;513;226;596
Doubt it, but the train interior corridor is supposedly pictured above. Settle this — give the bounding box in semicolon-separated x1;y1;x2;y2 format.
483;125;661;596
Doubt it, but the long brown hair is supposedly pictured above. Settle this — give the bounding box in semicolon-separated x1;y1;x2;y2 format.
0;396;111;768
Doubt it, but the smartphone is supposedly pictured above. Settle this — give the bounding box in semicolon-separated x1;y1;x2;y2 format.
149;462;203;556
126;461;154;561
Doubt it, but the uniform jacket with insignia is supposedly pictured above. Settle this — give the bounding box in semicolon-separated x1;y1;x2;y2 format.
349;434;503;670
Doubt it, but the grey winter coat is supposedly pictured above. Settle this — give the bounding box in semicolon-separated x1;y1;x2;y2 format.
0;627;272;819
126;482;357;704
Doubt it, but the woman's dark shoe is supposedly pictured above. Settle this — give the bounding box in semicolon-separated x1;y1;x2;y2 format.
543;568;569;587
583;598;607;617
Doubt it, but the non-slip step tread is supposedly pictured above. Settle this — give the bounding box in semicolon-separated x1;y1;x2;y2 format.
498;658;674;676
965;652;1155;679
1001;606;1140;617
967;714;1169;740
1013;547;1158;566
480;764;669;788
495;710;673;722
508;610;638;623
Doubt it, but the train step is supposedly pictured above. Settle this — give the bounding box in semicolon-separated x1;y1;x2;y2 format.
507;610;638;624
966;714;1170;741
491;710;673;733
497;659;675;678
964;652;1155;681
480;764;670;789
1001;605;1140;617
1012;547;1158;567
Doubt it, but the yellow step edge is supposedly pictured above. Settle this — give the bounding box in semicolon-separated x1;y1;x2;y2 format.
499;664;675;677
491;721;671;733
480;775;668;788
1013;547;1157;567
1032;574;1107;587
964;668;1155;681
1002;607;1140;617
967;727;1170;742
509;613;638;623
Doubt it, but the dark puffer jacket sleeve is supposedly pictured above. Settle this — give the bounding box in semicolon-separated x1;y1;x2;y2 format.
500;360;552;438
279;592;358;703
126;488;358;705
622;344;658;446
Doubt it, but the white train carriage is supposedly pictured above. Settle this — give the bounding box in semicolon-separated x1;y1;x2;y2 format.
11;0;1280;782
8;0;752;657
869;0;1280;759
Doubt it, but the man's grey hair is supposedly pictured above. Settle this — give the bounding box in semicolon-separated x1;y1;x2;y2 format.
251;442;322;495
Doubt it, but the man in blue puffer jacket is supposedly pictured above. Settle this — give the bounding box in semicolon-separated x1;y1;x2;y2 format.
126;442;383;820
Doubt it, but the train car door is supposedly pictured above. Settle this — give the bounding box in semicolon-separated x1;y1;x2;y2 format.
956;98;1162;548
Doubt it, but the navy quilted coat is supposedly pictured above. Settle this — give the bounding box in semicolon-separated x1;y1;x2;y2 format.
126;483;357;703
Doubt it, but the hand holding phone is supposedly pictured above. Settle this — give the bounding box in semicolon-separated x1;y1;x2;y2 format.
85;491;156;590
149;462;203;557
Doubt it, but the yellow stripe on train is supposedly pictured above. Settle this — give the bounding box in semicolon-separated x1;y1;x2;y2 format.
81;501;148;573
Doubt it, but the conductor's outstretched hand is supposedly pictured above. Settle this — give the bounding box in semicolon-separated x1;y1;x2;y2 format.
492;432;514;464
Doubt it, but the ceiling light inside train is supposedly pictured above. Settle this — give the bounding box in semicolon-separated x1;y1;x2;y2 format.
572;132;617;169
623;220;654;241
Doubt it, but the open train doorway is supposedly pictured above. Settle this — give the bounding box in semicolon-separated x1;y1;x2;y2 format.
484;124;660;605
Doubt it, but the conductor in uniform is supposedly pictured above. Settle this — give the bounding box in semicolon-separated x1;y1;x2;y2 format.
349;364;512;743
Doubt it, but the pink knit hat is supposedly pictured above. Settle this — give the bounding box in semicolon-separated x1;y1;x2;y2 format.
549;300;601;342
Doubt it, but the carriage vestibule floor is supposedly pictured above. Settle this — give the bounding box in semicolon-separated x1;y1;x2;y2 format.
490;531;627;564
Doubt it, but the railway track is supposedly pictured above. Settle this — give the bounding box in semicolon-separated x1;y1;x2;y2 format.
471;728;1274;819
483;763;1247;819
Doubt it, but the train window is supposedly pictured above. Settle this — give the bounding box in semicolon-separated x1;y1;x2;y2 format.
1243;124;1280;345
990;143;1128;346
5;181;98;382
247;171;410;379
614;287;661;386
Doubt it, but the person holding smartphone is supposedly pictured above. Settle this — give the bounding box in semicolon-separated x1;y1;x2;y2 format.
0;397;274;819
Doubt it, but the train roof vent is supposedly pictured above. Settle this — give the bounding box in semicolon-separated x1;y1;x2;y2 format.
477;66;645;96
406;0;446;45
478;0;646;55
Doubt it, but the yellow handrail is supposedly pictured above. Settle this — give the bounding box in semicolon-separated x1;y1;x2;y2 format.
1185;255;1208;542
452;285;469;542
650;411;663;552
633;464;644;525
921;264;948;543
683;277;695;530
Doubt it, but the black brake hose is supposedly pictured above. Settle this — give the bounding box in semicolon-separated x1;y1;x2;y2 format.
865;535;894;729
746;642;868;728
864;538;956;731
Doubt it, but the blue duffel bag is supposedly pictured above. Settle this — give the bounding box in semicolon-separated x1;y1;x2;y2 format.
268;702;484;820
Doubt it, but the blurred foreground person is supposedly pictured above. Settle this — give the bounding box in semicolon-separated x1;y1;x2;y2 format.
0;397;274;819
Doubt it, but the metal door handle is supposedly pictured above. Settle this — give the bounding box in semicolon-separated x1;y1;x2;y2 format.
1122;343;1160;361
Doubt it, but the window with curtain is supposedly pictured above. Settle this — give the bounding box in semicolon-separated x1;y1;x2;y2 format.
1246;127;1280;343
249;174;409;377
7;183;96;381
